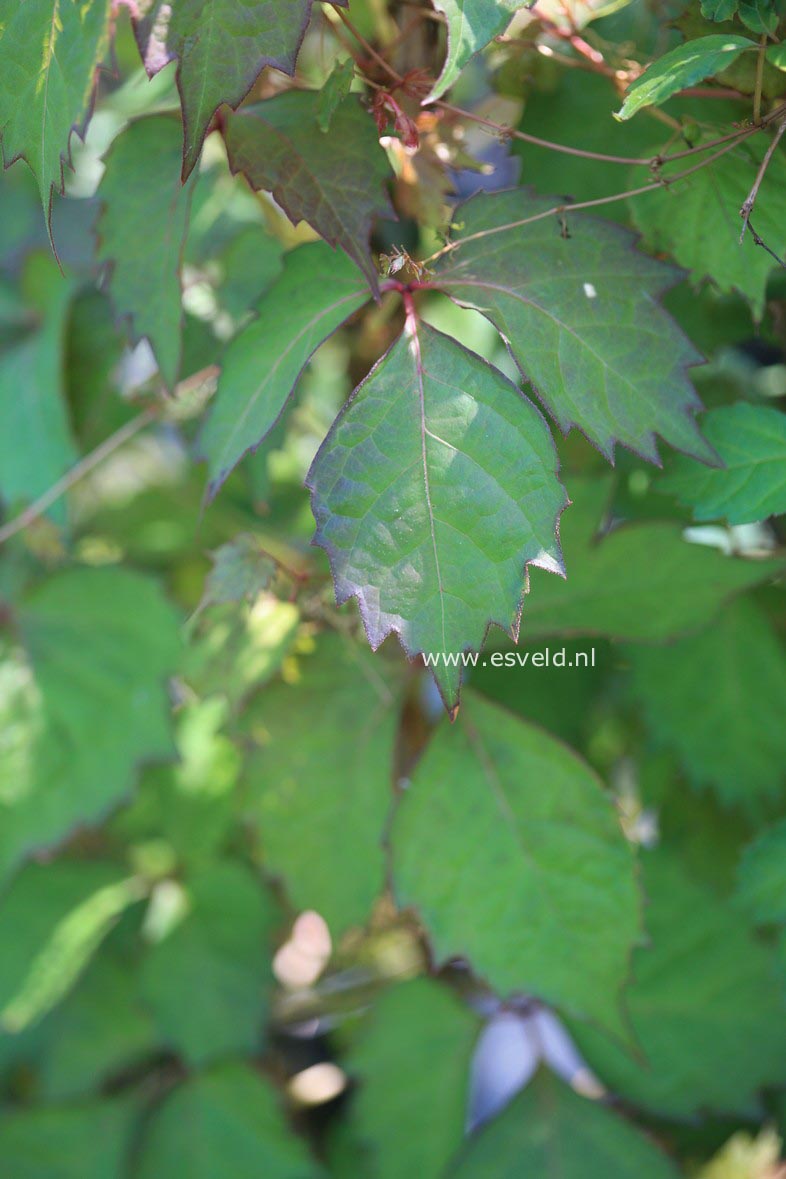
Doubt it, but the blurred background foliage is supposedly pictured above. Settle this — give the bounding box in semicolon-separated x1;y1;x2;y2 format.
1;0;786;1176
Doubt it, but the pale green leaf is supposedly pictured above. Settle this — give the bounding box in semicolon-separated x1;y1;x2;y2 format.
200;242;369;496
316;58;356;132
96;114;197;390
136;1062;322;1179
198;535;276;611
736;818;786;925
435;190;716;465
453;1071;680;1177
308;320;567;711
243;632;402;934
0;0;112;208
521;478;784;641
660;403;786;524
616;36;756;120
223;93;393;294
0;567;181;882
572;853;786;1116
429;1;520;100
391;691;640;1037
347;979;478;1179
140;862;279;1064
627;599;786;809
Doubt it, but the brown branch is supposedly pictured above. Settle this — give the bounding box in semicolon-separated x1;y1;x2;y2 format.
740;116;786;242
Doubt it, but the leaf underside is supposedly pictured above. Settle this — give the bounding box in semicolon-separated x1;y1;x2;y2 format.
435;188;718;467
307;319;567;710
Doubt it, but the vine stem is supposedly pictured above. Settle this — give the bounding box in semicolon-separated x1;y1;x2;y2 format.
740;115;786;242
0;408;157;547
422;129;766;265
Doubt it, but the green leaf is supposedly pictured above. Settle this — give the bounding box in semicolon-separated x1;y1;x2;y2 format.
701;0;739;20
200;242;369;496
452;1071;680;1178
140;862;279;1065
630;136;786;318
96;115;197;390
307;319;567;712
223;93;393;295
1;875;143;1034
429;1;520;100
134;0;346;178
0;257;76;521
197;535;276;612
0;0;113;210
316;58;356;132
738;0;779;35
521;478;784;641
435;190;716;466
136;1062;322;1179
391;691;640;1037
0;567;181;882
0;1096;136;1179
347;979;478;1179
572;853;786;1117
626;599;786;809
616;36;756;120
243;632;401;935
35;946;157;1100
736;818;786;925
660;403;786;524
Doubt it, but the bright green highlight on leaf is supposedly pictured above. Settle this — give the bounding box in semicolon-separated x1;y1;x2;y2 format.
0;567;181;883
308;319;567;711
661;403;786;524
200;242;370;496
244;632;401;934
223;92;393;295
97;114;196;391
616;35;756;120
0;0;112;209
392;691;640;1036
428;0;521;100
436;189;716;466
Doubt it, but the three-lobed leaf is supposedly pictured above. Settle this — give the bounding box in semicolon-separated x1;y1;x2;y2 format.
435;189;716;466
660;402;786;524
391;691;640;1037
308;319;567;711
